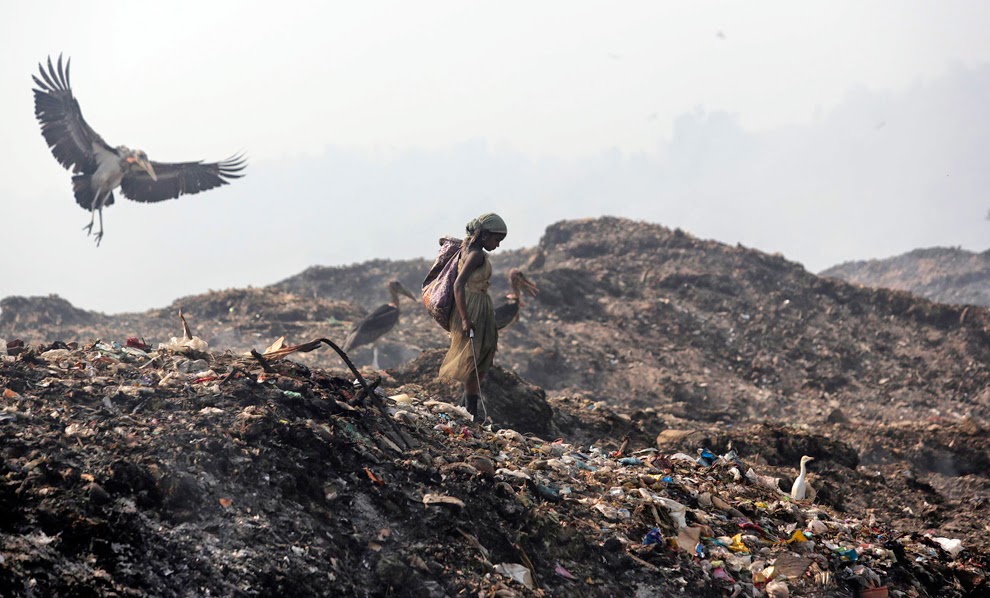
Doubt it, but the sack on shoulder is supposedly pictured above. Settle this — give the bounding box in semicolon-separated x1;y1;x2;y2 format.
422;236;463;331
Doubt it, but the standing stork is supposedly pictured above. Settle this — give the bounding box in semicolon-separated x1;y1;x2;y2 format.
32;55;246;245
342;280;417;369
494;269;539;330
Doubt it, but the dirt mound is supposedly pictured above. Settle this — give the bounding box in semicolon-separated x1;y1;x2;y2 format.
274;258;432;310
218;218;990;427
0;288;365;363
388;349;555;437
2;216;989;594
1;294;110;330
493;219;989;426
3;215;988;431
1;342;986;596
821;246;990;307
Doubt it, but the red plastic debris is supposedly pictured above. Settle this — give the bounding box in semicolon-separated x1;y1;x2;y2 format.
126;337;151;351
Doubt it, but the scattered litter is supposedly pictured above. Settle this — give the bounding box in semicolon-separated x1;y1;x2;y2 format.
494;563;534;590
0;308;985;597
642;527;663;545
932;536;964;557
422;494;465;509
553;562;576;580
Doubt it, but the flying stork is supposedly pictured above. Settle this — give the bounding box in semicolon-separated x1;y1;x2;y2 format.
342;280;417;369
32;55;246;245
494;269;539;330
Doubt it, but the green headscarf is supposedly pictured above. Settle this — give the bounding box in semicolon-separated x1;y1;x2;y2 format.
466;213;507;236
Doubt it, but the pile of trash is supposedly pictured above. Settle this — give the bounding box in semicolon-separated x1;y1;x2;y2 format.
2;330;986;596
820;247;990;308
7;218;989;429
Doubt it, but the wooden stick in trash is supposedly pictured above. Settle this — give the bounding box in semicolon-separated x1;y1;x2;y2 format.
178;308;194;341
456;527;491;562
650;504;663;527
639;479;664;527
249;350;275;373
616;435;630;457
219;366;250;386
252;338;411;450
513;542;539;588
627;553;660;572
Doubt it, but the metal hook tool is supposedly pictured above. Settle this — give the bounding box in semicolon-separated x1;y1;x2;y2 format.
468;329;489;423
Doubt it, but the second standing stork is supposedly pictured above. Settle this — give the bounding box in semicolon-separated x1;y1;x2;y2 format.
494;269;539;330
343;280;417;369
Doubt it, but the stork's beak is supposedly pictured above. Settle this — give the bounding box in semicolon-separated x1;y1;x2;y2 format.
139;159;158;181
397;282;416;300
518;273;540;297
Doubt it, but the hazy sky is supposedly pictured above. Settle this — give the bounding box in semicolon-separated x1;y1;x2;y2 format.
1;1;989;313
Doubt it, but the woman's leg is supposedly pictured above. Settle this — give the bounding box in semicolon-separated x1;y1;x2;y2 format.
463;372;483;418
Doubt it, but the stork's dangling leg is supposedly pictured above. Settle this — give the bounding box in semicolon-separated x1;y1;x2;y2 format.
94;207;105;246
82;188;109;241
371;345;381;370
82;190;100;236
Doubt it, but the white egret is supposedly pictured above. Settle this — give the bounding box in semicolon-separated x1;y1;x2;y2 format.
790;455;815;501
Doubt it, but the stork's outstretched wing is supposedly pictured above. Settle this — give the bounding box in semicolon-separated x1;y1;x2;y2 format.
120;155;246;203
32;54;112;174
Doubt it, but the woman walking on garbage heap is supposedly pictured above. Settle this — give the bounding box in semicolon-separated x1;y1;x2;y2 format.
438;213;507;419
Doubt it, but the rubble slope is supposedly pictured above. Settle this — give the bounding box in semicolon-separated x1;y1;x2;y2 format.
1;342;986;597
2;217;989;596
821;247;990;307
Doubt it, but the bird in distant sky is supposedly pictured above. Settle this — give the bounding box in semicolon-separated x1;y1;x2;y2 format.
32;55;246;246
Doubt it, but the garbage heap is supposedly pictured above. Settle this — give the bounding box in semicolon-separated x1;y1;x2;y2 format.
1;338;986;597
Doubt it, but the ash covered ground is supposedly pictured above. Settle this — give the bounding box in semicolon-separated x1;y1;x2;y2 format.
1;217;987;597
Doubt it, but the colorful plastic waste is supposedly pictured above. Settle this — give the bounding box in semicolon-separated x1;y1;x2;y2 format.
786;529;809;543
730;534;750;553
712;566;734;582
642;527;663;545
125;337;151;351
